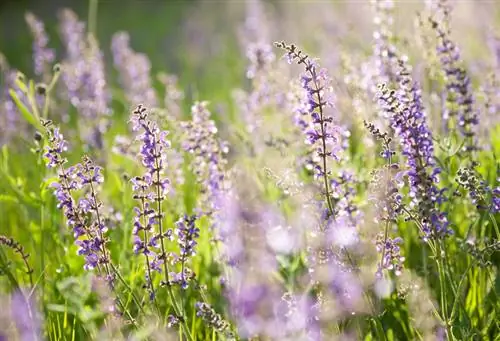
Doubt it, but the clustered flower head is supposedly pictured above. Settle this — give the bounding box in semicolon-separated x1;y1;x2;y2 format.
44;123;111;274
111;32;157;108
378;59;451;240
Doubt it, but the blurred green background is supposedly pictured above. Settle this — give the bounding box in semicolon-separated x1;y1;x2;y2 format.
0;0;246;108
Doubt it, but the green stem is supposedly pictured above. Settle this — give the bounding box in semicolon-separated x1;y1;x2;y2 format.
436;242;453;341
88;0;98;38
152;136;193;341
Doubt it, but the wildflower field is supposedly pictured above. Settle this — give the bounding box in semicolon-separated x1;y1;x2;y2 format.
0;0;499;340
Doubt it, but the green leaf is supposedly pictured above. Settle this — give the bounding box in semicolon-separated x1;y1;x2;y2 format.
9;89;41;129
0;194;18;204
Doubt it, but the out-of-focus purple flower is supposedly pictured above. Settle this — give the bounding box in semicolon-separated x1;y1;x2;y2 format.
58;9;110;149
431;16;478;153
195;302;233;337
25;12;55;80
216;183;324;339
10;290;42;341
365;123;405;276
158;73;184;120
167;314;180;328
111;32;157;107
0;58;29;146
371;0;400;88
246;43;275;80
181;102;229;228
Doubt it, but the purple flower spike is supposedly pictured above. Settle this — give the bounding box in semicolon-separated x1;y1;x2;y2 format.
430;15;478;153
378;59;451;240
59;9;110;148
111;32;157;107
25;12;55;79
180;102;229;233
44;125;112;276
130;104;173;296
275;41;342;216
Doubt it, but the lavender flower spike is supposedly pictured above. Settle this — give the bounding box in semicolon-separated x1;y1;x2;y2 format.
180;101;229;223
130;104;172;296
111;32;157;107
59;9;110;148
430;15;478;152
44;123;112;275
25;12;55;79
275;41;341;216
378;59;451;240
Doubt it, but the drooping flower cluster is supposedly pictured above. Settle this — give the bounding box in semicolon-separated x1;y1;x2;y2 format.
456;165;500;213
44;124;111;273
130;104;171;296
378;60;451;240
59;9;110;148
111;32;157;108
195;302;233;337
429;14;478;152
25;12;55;81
